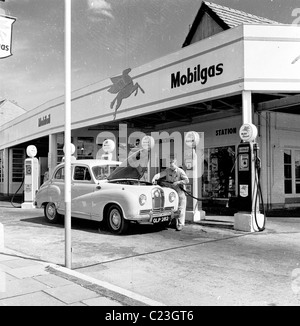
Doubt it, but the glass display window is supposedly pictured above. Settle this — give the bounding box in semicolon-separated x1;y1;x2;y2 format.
0;150;4;183
57;133;74;163
202;145;236;198
77;137;94;160
284;148;300;195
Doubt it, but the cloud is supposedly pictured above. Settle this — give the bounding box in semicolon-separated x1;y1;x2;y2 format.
87;0;114;20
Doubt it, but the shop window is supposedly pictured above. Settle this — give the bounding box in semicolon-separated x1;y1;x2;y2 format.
284;149;292;194
77;137;94;159
57;133;64;164
57;133;74;164
295;150;300;194
202;145;236;198
0;150;4;183
284;149;300;195
12;148;25;183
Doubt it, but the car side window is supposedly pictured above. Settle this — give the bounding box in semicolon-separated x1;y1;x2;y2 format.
74;166;91;181
54;167;64;180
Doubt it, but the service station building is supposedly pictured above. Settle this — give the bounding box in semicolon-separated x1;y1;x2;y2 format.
1;2;300;219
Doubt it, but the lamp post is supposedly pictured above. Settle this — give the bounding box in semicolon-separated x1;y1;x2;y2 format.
64;0;72;269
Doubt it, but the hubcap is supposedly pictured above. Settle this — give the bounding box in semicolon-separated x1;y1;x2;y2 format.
110;209;121;230
47;204;55;219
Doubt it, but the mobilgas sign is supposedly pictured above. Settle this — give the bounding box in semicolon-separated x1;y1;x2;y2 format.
171;63;223;88
0;15;16;59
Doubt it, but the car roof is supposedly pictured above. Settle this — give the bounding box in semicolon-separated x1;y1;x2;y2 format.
73;159;121;166
56;159;122;168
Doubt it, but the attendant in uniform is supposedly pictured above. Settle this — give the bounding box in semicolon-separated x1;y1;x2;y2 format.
152;158;189;231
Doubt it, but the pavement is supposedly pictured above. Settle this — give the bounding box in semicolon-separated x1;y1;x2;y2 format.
0;200;168;307
1;199;300;307
0;248;168;306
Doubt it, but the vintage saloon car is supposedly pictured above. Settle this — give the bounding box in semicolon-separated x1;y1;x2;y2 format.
35;148;179;234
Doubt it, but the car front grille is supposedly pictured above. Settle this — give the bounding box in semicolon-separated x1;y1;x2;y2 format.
152;187;164;211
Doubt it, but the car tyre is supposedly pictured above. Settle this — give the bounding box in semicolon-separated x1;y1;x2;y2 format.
154;220;171;230
107;205;129;235
44;202;61;224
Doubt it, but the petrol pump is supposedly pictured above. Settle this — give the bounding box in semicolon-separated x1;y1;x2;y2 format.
21;145;40;209
184;131;205;222
234;123;266;232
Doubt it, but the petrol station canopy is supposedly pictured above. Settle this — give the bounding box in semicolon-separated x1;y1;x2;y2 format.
1;22;300;150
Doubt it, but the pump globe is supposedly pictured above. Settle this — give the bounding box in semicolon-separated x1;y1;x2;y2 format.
63;143;76;155
185;131;200;148
239;123;258;142
103;139;115;153
26;145;37;158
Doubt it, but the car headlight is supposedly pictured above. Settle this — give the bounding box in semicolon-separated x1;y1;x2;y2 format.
169;192;176;203
139;194;147;206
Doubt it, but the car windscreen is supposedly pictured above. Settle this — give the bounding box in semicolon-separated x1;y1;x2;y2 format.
92;165;119;180
107;148;149;181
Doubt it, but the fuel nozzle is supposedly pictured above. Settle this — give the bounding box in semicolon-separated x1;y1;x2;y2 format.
253;142;259;152
253;143;261;169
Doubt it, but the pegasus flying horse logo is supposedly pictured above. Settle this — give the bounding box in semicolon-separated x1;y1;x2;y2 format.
108;68;145;120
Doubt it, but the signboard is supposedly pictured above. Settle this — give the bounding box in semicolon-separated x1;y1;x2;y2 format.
0;14;16;59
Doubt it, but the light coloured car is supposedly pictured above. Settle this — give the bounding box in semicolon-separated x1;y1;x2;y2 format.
35;148;179;234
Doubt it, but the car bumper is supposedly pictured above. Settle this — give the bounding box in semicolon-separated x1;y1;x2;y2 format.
129;208;176;223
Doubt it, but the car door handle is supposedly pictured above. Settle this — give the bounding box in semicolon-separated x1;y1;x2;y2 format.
96;185;101;190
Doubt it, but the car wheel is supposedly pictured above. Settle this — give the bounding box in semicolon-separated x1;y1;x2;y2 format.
44;202;61;224
154;220;171;230
161;220;171;228
107;205;129;235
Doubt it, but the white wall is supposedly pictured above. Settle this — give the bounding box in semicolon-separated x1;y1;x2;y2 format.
260;111;300;208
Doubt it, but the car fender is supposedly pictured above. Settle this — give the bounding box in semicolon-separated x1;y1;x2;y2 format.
35;184;62;208
77;188;140;221
162;187;179;210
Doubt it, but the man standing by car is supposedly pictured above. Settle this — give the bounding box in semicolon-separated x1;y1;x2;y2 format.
152;158;189;231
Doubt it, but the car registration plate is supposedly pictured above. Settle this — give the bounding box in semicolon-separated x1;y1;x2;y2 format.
152;216;169;224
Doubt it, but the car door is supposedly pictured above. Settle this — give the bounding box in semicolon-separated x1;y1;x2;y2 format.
48;165;66;212
71;164;97;219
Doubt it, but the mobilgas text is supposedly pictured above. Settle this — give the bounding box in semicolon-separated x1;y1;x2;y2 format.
171;63;223;88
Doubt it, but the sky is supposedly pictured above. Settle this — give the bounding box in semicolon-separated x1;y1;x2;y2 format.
0;0;299;111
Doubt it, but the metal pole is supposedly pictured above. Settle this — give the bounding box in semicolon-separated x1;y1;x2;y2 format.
192;148;198;214
64;0;72;269
242;90;252;124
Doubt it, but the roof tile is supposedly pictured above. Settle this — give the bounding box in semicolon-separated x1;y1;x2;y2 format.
204;1;281;27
